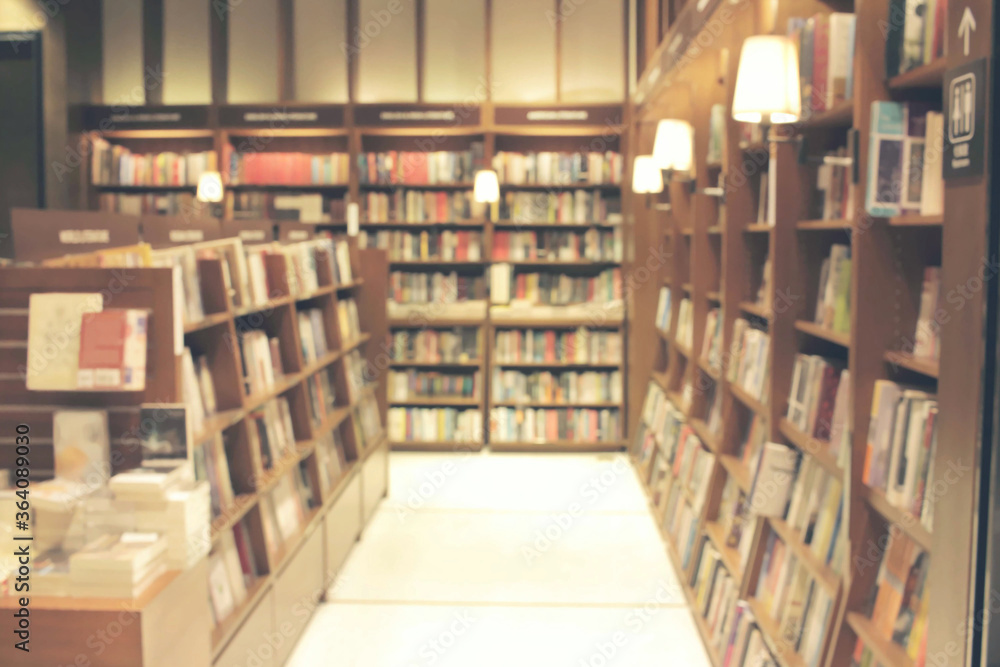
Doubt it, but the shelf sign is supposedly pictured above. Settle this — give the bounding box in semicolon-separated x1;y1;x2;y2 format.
11;209;140;262
140;215;220;249
354;104;481;127
494;105;623;126
218;105;345;129
83;105;210;131
221;219;275;243
944;57;986;179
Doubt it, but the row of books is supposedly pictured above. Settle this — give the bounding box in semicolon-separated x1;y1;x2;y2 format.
244;237;355;305
814;243;851;335
360;230;484;262
655;287;672;332
489;407;621;443
361;190;490;223
229;192;334;223
248;397;299;470
389;328;482;364
728;319;771;402
886;0;945;78
388;370;481;400
99;192;205;215
90;137;217;186
490;150;623;185
337;299;363;343
315;427;348;497
305;367;338;427
298;308;330;365
207;519;261;626
358;145;485;184
181;348;219;440
491;229;623;262
787;13;856;118
389;271;487;304
258;468;316;560
753;530;836;667
493;328;623;365
491;370;623;404
864;380;938;529
490;268;622;306
811;147;856;221
342;350;370;403
387;407;483;443
787;354;850;460
867;103;944;217
239;330;283;396
852;530;929;664
911;267;941;361
226;151;350;185
495;190;621;224
676;297;694;349
197;433;236;517
701;308;723;373
353;394;385;450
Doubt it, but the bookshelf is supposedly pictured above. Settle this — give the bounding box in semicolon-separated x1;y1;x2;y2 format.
627;0;978;664
0;233;390;666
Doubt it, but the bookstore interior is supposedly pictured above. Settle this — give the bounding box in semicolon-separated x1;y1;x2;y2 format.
0;0;998;665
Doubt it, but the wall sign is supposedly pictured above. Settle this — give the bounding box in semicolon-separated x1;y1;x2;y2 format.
944;57;987;179
354;104;481;127
140;215;220;249
83;105;211;132
218;105;345;129
221;219;275;243
494;105;623;127
11;209;140;262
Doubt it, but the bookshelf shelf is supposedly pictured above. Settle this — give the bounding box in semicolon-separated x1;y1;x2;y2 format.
389;360;482;369
390;396;481;407
802;100;854;128
696;357;721;381
745;597;807;667
844;613;916;667
492;221;621;229
730;383;767;419
887;58;948;90
355;221;488;228
794;320;850;348
705;290;722;303
651;371;669;391
675;342;692;358
719;454;752;493
209;493;258;543
211;577;271;659
657;328;671;342
184;311;233;333
707;225;723;235
389;260;489;268
503;260;619;268
359;182;475;190
778;419;844;479
491;400;622;409
490;318;623;328
489;440;625;452
739;301;770;320
689;418;720;454
497;183;622;191
860;485;933;552
228;183;349;191
492;361;622;370
887;214;944;228
743;223;772;233
796;218;852;230
767;516;841;594
94;184;198;191
388;317;486;327
390;440;484;451
704;521;743;580
883;351;940;378
335;279;365;291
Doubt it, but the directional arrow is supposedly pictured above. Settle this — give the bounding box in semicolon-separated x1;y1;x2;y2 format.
959;7;977;57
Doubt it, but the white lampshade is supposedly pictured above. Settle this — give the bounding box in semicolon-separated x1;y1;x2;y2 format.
631;155;664;194
196;171;224;203
473;169;500;203
732;36;801;124
652;119;694;173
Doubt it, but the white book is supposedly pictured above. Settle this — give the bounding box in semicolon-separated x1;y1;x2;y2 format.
921;112;944;215
749;442;799;517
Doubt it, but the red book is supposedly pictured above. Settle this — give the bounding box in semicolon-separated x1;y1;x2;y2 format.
516;274;526;300
77;309;148;390
545;331;556;361
811;364;842;441
811;14;830;114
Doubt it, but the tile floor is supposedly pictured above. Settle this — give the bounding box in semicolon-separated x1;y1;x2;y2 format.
287;450;712;667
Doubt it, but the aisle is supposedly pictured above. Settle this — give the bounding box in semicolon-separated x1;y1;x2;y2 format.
287;451;712;667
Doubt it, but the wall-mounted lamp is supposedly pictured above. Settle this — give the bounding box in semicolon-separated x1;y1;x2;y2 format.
732;36;801;133
196;171;224;217
631;155;664;195
474;169;500;204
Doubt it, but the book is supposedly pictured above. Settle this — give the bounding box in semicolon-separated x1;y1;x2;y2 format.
25;292;104;391
53;410;110;487
75;308;148;390
139;404;188;462
748;442;799;517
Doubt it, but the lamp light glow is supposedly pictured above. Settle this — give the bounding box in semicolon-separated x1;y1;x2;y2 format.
196;171;224;203
652;119;694;174
473;169;500;203
631;155;664;194
732;36;801;124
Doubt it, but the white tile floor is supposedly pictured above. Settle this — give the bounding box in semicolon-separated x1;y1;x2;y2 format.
287;450;712;667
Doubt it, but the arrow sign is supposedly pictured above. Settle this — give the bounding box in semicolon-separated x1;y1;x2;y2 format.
959;7;977;56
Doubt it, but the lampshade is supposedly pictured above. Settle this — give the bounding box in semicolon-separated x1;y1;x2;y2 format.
652;119;694;173
631;155;664;194
732;36;801;124
473;169;500;203
196;171;224;203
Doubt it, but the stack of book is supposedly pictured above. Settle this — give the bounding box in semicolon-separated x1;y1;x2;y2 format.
388;407;483;443
247;397;298;470
207;518;261;627
226;151;349;185
701;308;723;373
676;297;694;349
389;370;480;400
362;190;489;222
390;328;481;363
492;150;623;185
866;102;944;217
863;380;938;528
358;144;485;184
90;137;217;186
884;0;945;78
491;370;622;404
655;287;672;333
851;531;929;665
337;299;363;343
68;531;169;598
754;531;836;667
492;228;622;262
298;308;329;364
389;271;487;304
305;368;337;427
787;353;850;456
113;477;212;570
361;229;484;261
495;190;622;224
239;330;283;396
493;328;622;364
497;269;622;306
490;407;620;443
813;244;852;335
911;267;942;361
787;13;857;119
728;319;771;402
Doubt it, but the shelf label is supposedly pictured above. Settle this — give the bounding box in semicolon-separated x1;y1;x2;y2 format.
944;57;986;179
355;104;481;127
11;210;141;262
218;105;345;129
140;215;220;248
494;105;623;126
83;105;210;131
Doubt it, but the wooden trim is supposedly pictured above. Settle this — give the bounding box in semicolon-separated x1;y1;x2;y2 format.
210;0;229;104
415;0;425;103
278;0;294;101
143;0;164;105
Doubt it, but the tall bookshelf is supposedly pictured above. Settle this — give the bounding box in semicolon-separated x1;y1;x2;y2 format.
627;0;982;665
0;221;390;666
